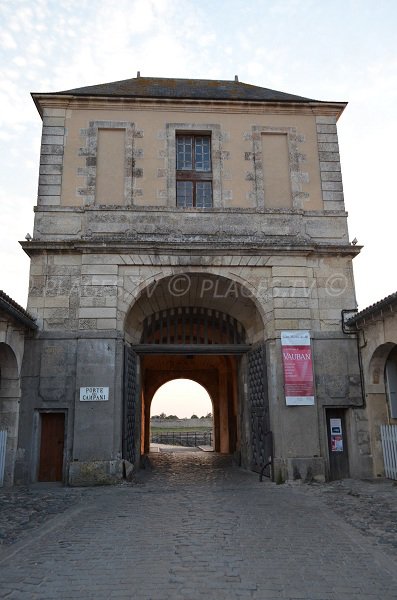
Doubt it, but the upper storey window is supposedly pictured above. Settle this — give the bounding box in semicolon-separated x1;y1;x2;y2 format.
176;134;212;208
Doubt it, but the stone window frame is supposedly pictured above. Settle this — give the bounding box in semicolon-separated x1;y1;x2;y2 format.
249;126;308;210
78;121;136;206
166;123;223;208
176;133;213;208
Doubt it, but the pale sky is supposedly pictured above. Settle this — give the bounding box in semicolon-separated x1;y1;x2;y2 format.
151;379;212;418
1;0;396;314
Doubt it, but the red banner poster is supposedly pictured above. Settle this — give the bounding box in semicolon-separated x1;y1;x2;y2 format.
281;331;314;406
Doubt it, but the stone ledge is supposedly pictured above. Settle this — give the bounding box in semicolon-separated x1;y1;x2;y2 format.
68;459;128;486
286;457;326;482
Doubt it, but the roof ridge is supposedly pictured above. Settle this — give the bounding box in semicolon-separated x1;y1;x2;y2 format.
347;291;397;324
0;290;37;324
37;76;318;103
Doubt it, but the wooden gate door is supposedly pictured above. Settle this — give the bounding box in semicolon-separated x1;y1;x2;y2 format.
38;413;65;481
326;408;349;480
123;346;139;465
247;343;271;473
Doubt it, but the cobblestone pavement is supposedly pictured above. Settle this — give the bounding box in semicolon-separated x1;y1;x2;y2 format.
0;450;397;599
298;477;397;560
0;486;86;547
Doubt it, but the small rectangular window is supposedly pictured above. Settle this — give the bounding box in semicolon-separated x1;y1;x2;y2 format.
176;134;212;207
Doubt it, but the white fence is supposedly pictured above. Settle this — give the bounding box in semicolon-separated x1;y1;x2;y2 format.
380;424;397;480
0;430;7;487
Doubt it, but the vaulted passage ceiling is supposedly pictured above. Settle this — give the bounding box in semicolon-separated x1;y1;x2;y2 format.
124;273;265;344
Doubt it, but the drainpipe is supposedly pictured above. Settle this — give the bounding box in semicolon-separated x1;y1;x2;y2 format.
341;309;366;407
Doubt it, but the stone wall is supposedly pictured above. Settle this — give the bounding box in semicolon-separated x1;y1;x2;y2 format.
26;251;357;338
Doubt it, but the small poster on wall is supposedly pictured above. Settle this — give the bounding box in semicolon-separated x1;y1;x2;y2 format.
281;331;315;406
330;418;343;451
331;435;344;452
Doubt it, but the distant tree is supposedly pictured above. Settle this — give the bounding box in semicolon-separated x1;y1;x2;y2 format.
166;414;178;420
205;412;213;418
159;412;167;419
191;414;198;419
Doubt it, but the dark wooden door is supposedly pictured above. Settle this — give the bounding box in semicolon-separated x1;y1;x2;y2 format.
326;408;349;480
38;413;65;481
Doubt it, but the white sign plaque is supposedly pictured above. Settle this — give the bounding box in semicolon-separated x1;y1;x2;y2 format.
80;387;109;402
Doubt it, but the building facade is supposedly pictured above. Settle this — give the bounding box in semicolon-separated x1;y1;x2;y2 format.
14;76;373;485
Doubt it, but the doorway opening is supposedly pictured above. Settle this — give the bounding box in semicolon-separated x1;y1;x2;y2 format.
150;379;213;449
141;353;240;456
326;408;350;480
123;273;268;471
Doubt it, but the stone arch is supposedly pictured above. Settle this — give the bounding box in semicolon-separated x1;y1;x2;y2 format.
124;271;266;344
0;343;21;485
369;342;396;387
366;342;397;476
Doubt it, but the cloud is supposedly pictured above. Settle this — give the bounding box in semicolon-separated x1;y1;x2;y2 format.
0;30;17;49
0;0;396;309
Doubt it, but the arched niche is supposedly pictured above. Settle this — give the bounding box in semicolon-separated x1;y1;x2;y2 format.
0;343;21;485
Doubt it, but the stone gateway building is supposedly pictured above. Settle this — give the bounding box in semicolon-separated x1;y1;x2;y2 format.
13;76;373;485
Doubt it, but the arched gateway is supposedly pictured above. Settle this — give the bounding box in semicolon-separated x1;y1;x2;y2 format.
123;273;270;472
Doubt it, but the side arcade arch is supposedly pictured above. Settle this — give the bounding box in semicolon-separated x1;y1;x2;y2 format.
0;343;21;485
367;342;397;476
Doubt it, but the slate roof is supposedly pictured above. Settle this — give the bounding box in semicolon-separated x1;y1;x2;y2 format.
347;291;397;325
0;290;37;329
51;76;318;103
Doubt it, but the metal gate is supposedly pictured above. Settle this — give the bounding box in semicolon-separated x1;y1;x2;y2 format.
247;343;272;476
380;424;397;480
123;346;139;465
0;430;7;486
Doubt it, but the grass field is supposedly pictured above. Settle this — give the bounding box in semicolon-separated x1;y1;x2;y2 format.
150;426;212;433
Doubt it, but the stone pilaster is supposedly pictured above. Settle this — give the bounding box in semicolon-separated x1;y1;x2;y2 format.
38;109;65;206
316;116;345;211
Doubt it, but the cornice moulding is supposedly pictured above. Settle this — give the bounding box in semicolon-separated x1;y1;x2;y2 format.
31;93;347;119
20;239;361;258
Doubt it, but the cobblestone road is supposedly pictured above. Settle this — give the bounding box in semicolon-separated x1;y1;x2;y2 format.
1;449;397;600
